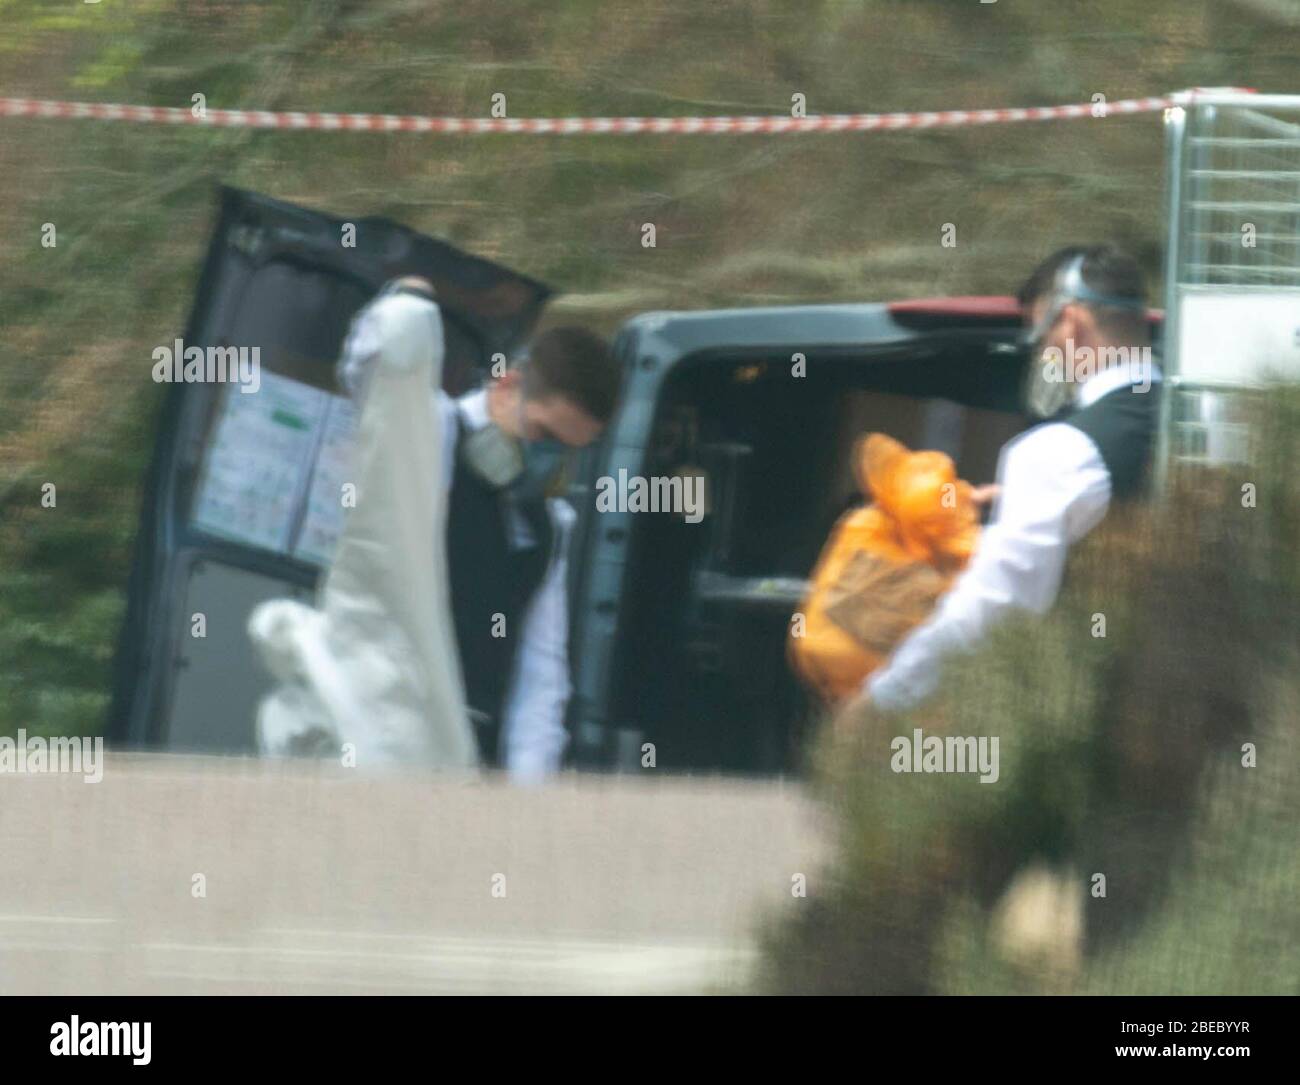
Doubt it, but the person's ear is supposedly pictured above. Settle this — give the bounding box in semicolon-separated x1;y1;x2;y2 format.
495;368;521;391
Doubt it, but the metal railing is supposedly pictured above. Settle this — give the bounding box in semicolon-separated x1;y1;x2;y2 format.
1159;91;1300;479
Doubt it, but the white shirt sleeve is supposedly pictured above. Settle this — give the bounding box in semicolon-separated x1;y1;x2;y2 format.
500;498;576;782
866;422;1113;711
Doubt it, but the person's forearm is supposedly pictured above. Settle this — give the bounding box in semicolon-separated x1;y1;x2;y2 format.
867;578;1009;709
866;516;1071;710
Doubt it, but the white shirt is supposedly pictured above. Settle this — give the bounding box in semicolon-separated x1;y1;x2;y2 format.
438;389;574;783
866;364;1161;711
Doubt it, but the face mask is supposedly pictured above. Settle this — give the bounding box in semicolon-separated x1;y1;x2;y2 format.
519;437;569;495
462;423;525;489
461;390;571;493
513;388;571;495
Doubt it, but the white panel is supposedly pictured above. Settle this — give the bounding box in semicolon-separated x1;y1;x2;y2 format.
1178;292;1300;385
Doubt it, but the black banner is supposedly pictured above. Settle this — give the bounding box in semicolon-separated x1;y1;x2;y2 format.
6;995;1287;1071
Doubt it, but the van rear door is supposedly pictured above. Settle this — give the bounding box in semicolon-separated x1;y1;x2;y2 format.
107;186;552;753
565;303;1029;774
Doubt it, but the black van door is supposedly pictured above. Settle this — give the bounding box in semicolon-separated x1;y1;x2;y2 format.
107;187;552;753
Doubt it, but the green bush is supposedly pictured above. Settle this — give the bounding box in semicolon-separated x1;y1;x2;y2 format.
760;389;1300;995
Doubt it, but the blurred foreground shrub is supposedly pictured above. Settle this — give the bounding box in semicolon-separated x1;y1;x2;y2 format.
760;389;1300;994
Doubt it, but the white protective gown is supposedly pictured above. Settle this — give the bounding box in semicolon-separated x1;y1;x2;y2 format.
248;291;479;770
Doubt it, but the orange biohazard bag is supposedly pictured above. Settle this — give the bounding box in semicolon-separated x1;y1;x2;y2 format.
789;433;981;703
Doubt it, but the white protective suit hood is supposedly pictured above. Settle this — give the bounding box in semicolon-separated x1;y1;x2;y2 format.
248;291;478;770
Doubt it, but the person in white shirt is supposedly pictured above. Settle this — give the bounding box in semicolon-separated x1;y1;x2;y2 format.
864;245;1162;712
339;277;622;780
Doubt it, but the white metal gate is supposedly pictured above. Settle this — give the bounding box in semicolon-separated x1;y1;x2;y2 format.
1159;90;1300;478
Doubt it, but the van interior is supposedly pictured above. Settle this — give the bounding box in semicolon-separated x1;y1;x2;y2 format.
609;337;1030;775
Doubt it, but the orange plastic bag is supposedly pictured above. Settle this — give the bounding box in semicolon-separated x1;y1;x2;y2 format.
789;433;980;703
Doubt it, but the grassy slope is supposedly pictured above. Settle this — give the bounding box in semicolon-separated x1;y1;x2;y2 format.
0;0;1298;738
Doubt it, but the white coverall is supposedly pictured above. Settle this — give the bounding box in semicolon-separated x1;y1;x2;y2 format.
248;291;478;769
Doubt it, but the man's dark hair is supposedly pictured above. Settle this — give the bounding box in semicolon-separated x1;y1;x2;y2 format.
1016;243;1149;341
524;325;622;424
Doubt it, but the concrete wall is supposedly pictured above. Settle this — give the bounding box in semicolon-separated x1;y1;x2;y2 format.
0;754;828;994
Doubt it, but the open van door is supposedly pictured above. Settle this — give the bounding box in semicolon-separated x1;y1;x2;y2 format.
565;301;1034;776
567;299;1167;777
107;187;551;753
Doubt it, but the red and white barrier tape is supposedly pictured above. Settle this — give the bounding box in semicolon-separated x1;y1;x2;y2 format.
0;92;1215;134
